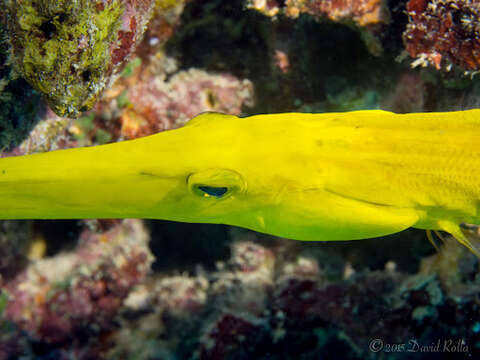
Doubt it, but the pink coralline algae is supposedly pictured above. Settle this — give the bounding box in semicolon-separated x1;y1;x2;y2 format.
110;0;155;66
290;0;389;27
248;0;390;27
123;69;254;137
2;219;152;344
96;66;254;140
404;0;480;71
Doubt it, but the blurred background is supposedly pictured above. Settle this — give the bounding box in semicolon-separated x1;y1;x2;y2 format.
1;0;480;358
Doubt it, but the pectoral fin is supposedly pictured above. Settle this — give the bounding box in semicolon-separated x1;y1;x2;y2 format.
437;220;480;257
271;187;421;241
314;187;420;239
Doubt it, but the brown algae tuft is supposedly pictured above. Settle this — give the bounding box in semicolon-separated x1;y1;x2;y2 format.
4;0;155;118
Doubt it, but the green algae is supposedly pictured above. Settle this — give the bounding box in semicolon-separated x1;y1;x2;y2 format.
156;0;184;10
116;90;132;108
72;112;112;145
94;128;113;144
121;57;142;78
75;113;95;133
5;0;125;118
0;291;8;317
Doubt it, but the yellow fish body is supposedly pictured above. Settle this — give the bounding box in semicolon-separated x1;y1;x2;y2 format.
1;110;479;253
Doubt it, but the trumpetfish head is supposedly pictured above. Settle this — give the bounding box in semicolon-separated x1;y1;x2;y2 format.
0;111;418;241
141;112;419;241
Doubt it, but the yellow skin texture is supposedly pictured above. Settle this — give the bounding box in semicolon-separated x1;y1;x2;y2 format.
1;110;479;253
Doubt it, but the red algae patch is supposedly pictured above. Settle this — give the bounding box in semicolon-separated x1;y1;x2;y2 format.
404;0;480;71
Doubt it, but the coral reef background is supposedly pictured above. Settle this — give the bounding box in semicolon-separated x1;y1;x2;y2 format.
1;0;480;359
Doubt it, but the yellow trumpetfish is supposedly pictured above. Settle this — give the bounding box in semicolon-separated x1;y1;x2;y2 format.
1;110;480;254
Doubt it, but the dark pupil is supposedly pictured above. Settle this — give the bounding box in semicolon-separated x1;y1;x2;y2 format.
198;186;228;197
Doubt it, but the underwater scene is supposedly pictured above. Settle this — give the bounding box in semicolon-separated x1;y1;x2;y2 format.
1;0;480;359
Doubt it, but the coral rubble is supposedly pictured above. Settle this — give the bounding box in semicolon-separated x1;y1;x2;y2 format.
404;0;480;71
3;0;155;118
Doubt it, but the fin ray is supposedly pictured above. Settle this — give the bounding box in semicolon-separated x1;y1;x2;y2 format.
426;230;440;252
438;220;480;257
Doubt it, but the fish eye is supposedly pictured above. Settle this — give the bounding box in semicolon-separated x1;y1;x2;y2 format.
187;169;245;200
196;185;229;198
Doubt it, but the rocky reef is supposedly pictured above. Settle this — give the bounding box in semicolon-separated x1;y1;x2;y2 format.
3;0;156;117
2;235;479;359
1;0;480;358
